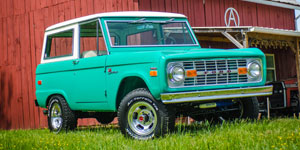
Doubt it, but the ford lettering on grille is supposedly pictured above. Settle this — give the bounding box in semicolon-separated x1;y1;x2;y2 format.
183;59;247;87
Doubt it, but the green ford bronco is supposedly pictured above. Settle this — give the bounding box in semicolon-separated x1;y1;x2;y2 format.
35;11;273;139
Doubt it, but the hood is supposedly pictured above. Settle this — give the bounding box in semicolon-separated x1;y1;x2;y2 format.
160;48;265;60
106;47;265;66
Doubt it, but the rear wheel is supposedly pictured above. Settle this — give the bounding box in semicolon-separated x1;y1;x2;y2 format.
48;95;77;133
241;97;259;119
118;88;175;140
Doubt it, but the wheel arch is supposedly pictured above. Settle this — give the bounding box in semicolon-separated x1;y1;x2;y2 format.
46;93;66;107
36;90;70;108
115;76;148;110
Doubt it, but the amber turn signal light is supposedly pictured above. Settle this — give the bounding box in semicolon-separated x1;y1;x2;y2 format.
238;68;247;75
150;70;157;77
186;70;197;77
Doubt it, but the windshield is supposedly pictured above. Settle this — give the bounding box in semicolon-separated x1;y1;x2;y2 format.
106;20;197;47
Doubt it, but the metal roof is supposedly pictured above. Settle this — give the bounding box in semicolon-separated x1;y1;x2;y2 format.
243;0;300;10
46;11;186;31
270;0;300;6
192;26;300;37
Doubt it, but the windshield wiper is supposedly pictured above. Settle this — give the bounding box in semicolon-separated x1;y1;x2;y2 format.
129;18;175;24
130;18;146;23
155;18;175;24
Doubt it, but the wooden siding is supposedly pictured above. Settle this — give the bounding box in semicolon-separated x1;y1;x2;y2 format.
0;0;138;129
139;0;295;30
263;47;297;81
0;0;296;129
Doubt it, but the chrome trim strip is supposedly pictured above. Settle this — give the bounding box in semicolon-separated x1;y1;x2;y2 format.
161;85;273;104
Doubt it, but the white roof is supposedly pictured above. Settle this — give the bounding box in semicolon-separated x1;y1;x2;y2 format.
46;11;187;31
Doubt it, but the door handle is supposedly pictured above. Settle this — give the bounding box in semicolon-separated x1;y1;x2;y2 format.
73;60;79;65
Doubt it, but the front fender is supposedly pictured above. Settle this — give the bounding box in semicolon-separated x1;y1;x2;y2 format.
119;72;162;99
105;63;163;111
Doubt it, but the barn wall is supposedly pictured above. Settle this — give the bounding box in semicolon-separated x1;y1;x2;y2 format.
0;0;138;129
139;0;295;30
262;47;297;81
0;0;297;129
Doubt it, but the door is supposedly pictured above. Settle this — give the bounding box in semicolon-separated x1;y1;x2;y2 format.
70;20;109;105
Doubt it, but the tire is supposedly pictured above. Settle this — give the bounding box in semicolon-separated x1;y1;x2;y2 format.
117;88;175;140
96;112;116;124
241;97;259;119
48;95;77;133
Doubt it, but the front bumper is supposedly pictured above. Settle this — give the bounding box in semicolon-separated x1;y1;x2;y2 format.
161;85;273;104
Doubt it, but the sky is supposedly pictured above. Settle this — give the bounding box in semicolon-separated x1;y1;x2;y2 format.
296;0;300;31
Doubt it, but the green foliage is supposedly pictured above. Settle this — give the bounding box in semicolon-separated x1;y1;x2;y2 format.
1;118;300;150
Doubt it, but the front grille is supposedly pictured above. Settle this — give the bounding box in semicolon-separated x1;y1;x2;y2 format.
183;59;248;87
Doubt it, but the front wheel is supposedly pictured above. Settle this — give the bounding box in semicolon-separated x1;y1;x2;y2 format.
118;88;175;140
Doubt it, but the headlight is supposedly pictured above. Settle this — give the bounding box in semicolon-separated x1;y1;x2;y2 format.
247;60;262;81
168;63;185;86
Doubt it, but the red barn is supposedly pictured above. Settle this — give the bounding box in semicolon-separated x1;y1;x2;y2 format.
0;0;299;129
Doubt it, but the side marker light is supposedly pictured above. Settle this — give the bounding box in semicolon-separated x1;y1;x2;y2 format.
150;71;158;77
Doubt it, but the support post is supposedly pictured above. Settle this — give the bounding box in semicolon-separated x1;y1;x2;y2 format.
267;97;270;120
243;32;249;48
296;38;300;107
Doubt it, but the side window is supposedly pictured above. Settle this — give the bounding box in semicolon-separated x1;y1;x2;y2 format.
45;29;74;59
80;20;107;58
266;54;276;82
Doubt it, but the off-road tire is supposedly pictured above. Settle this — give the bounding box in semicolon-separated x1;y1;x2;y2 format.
118;88;175;140
241;97;259;119
48;95;77;133
96;112;116;124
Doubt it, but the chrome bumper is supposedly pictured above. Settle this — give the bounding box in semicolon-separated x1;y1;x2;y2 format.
161;85;273;104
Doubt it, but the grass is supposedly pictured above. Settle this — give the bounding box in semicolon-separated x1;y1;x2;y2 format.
0;118;300;150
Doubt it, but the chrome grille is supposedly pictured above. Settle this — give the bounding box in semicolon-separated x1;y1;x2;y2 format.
183;59;248;87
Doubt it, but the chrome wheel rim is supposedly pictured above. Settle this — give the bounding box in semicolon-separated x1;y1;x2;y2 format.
50;102;63;131
127;101;157;136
